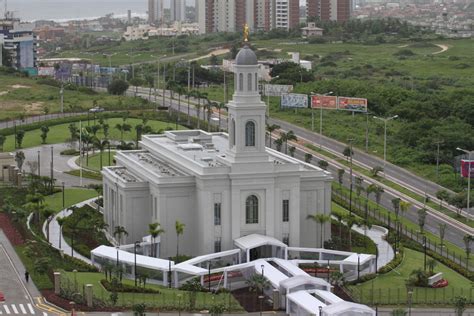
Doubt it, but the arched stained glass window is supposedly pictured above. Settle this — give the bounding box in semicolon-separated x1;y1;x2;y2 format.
245;121;256;146
246;195;258;224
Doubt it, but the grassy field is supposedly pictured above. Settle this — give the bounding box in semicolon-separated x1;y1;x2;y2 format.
43;188;97;213
62;271;244;311
0;75;146;122
349;248;473;305
81;151;117;172
2;118;182;152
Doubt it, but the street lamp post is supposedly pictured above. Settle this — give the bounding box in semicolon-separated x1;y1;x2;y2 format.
37;150;41;176
318;306;322;316
373;115;398;174
348;138;355;215
327;259;330;283
457;147;472;214
62;182;65;209
116;246;119;267
423;236;427;272
311;92;333;149
357;253;360;281
50;146;54;194
208;260;212;292
134;241;141;287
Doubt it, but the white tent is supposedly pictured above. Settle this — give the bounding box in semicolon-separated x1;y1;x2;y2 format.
322;301;375;316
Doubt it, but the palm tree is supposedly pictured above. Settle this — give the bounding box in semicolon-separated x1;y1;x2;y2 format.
392;198;401;219
57;216;66;249
373;185;384;209
345;215;360;251
135;124;143;149
42;207;55;242
417;208;427;234
216;102;225;131
80;129;93;166
365;184;376;217
0;134;6;152
93;138;109;170
148;222;165;258
306;213;331;248
463;234;473;262
281;130;297;154
175;220;185;262
265;124;280;148
175;85;186;128
115;123;132;141
205;100;217;132
332;212;344;241
113;226;129;246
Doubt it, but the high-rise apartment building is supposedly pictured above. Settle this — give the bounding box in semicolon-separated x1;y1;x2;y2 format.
0;19;36;69
171;0;186;22
197;0;299;34
148;0;163;25
306;0;352;22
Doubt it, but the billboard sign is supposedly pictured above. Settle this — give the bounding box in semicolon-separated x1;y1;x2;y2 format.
281;93;308;108
38;67;55;77
311;95;338;109
338;97;368;112
461;160;474;178
264;84;293;96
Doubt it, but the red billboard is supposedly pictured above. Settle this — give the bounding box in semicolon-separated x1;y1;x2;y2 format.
338;97;368;112
461;160;474;178
311;95;338;109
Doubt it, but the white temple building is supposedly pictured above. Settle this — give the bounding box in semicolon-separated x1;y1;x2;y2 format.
102;45;333;259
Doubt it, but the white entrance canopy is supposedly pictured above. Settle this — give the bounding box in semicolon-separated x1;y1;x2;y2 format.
313;289;343;305
234;234;287;250
273;258;310;277
343;253;373;265
322;301;375;316
287;290;326;314
91;245;174;271
280;275;331;293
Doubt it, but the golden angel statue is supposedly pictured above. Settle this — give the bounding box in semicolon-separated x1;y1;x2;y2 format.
243;23;250;42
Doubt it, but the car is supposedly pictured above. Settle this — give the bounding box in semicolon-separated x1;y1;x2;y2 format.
0;291;5;302
89;107;105;113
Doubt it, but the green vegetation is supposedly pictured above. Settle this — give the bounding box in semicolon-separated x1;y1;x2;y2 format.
349;248;472;305
0;75;150;121
65;169;102;180
81;151;116;172
62;271;244;311
43;188;97;213
1;117;179;152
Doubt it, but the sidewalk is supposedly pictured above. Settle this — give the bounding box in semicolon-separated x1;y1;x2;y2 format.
0;229;42;299
43;197;98;265
352;225;394;270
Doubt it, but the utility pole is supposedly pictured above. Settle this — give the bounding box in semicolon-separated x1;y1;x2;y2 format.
348;138;354;216
434;140;444;183
373;115;398;175
50;146;54;194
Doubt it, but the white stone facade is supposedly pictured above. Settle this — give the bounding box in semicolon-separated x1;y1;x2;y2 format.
102;46;333;259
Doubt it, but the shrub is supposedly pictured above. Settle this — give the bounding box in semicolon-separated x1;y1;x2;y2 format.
101;279;161;293
60;149;79;156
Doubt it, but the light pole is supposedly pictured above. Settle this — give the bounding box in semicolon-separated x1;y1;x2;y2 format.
37;150;41;176
348;138;355;215
50;146;54;194
59;83;64;114
457;147;472;214
62;182;65;209
423;235;427;272
208;260;212;292
116;246;119;267
357;253;360;281
326;259;330;283
318;306;322;316
151;54;167;108
103;53;117;86
134;241;141;287
373;115;398;173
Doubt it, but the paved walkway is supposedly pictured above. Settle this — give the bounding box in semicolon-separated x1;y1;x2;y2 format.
352;224;394;271
42;198;97;265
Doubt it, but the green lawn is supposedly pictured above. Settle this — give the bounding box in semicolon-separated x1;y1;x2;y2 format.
2;118;182;152
43;188;97;213
333;184;472;266
80;151;116;172
349;248;473;305
62;271;243;311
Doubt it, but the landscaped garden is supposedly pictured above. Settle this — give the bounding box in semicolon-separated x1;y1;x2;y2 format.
348;248;473;306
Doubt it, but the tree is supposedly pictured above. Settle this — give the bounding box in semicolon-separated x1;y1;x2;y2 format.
0;134;5;152
332;212;344;241
113;226;128;246
135;124;143;149
436;189;451;211
318;160;329;170
463;234;473;262
209;54;218;66
373;185;384;209
2;46;12;67
304;153;313;163
40;126;50;144
33;257;51;275
175;220;185;262
265;124;280;148
68;123;79;147
115;123;132;141
306;213;331;248
245;274;271;293
280;130;297;154
438;223;446;247
274;138;283;152
342;146;353;161
427;258;437;274
337;169;345;188
93;138;109;170
288;146;296;157
16;130;25;148
148;222;165;258
129;77;144;97
371;166;384;177
132;303;146;316
108;79;129;95
400;201;411;216
15;151;25;171
453;296;467;316
345;215;360;251
392;198;401;219
417;208;427;234
216;102;225;131
42;207;55;242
